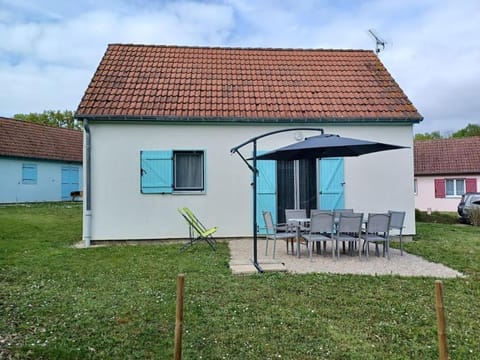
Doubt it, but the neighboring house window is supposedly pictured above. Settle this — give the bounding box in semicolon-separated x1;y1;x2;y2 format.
434;178;477;198
414;178;417;195
140;150;205;193
22;164;37;184
446;179;464;197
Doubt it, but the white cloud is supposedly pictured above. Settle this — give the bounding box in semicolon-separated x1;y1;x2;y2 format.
0;62;91;114
0;0;478;133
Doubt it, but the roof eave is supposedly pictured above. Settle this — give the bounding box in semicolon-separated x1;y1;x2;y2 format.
0;154;82;163
415;171;480;176
74;114;423;125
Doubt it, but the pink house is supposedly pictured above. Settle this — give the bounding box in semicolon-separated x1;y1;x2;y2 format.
414;137;480;212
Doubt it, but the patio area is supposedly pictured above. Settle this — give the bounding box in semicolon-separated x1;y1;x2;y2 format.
228;238;464;278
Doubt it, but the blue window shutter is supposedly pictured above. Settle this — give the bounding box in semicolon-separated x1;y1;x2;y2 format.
22;164;37;184
319;158;344;210
141;150;173;193
256;152;277;234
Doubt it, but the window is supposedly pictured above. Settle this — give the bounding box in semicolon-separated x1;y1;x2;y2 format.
414;178;417;195
435;178;477;198
22;164;37;184
446;179;465;197
174;151;204;190
140;150;205;193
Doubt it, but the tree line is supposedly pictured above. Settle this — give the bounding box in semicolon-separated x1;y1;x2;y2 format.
14;110;81;130
415;123;480;140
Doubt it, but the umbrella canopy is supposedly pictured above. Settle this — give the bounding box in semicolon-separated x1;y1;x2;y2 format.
254;134;406;161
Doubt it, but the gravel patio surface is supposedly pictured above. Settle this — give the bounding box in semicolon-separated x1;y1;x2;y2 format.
228;238;464;278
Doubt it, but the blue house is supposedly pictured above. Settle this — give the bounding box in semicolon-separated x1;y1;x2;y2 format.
0;117;83;203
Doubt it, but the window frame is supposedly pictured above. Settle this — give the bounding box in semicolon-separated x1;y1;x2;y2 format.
173;150;205;192
445;178;465;197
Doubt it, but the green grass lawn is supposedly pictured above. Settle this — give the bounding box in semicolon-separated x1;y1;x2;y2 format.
1;203;479;359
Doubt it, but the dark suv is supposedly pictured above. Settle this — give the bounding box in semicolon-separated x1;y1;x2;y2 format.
458;192;480;223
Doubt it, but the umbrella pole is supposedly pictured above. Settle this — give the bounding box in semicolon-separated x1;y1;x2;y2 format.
252;140;262;272
230;127;325;273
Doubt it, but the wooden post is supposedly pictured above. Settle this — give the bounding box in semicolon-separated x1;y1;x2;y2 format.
174;274;185;360
435;280;448;360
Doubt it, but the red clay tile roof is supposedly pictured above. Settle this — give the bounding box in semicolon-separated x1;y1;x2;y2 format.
76;44;423;123
414;137;480;175
0;117;83;163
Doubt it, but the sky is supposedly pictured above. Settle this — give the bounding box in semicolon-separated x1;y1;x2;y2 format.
0;0;479;135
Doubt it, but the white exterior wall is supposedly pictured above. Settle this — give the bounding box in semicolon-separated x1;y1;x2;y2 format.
85;123;415;241
0;157;83;203
415;175;480;212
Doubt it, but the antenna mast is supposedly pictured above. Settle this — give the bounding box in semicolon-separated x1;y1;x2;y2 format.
368;29;386;54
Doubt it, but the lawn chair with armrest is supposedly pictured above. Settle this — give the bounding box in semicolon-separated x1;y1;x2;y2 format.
301;211;336;260
335;212;363;259
361;213;391;260
388;210;406;255
178;207;217;251
263;210;296;258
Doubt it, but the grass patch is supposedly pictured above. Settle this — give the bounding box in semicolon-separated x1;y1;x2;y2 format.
1;203;480;359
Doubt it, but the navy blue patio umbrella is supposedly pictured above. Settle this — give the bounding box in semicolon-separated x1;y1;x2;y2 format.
254;133;406;161
231;128;407;272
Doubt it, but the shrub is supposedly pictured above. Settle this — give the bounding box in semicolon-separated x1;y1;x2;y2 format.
469;207;480;226
415;209;458;224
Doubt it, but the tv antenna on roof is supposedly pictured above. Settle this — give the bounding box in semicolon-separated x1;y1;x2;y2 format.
368;29;386;54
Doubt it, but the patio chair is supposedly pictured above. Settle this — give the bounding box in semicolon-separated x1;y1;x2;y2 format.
285;208;309;232
178;207;217;251
285;208;307;219
333;208;354;218
263;210;296;258
335;212;363;259
301;211;336;260
310;209;333;217
388;210;406;255
361;213;391;260
333;209;354;253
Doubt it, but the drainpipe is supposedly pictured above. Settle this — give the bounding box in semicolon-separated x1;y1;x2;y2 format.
83;119;92;247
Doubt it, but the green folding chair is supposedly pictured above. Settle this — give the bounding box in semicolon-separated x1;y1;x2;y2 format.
178;207;217;251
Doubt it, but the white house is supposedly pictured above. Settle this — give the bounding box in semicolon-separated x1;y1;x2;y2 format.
75;44;423;245
0;117;83;203
414;137;480;212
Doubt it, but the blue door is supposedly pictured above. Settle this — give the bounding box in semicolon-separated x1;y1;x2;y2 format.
256;157;277;234
61;166;80;200
318;158;344;210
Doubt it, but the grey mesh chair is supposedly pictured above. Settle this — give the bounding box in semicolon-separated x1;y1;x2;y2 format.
310;209;333;217
301;212;335;260
335;212;363;258
333;209;354;253
361;213;391;260
285;209;308;231
333;208;354;219
388;211;406;255
310;209;335;252
285;209;309;255
285;209;307;219
263;211;295;258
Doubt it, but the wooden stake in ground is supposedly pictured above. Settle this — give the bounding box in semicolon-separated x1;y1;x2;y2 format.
435;280;448;360
174;274;185;360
